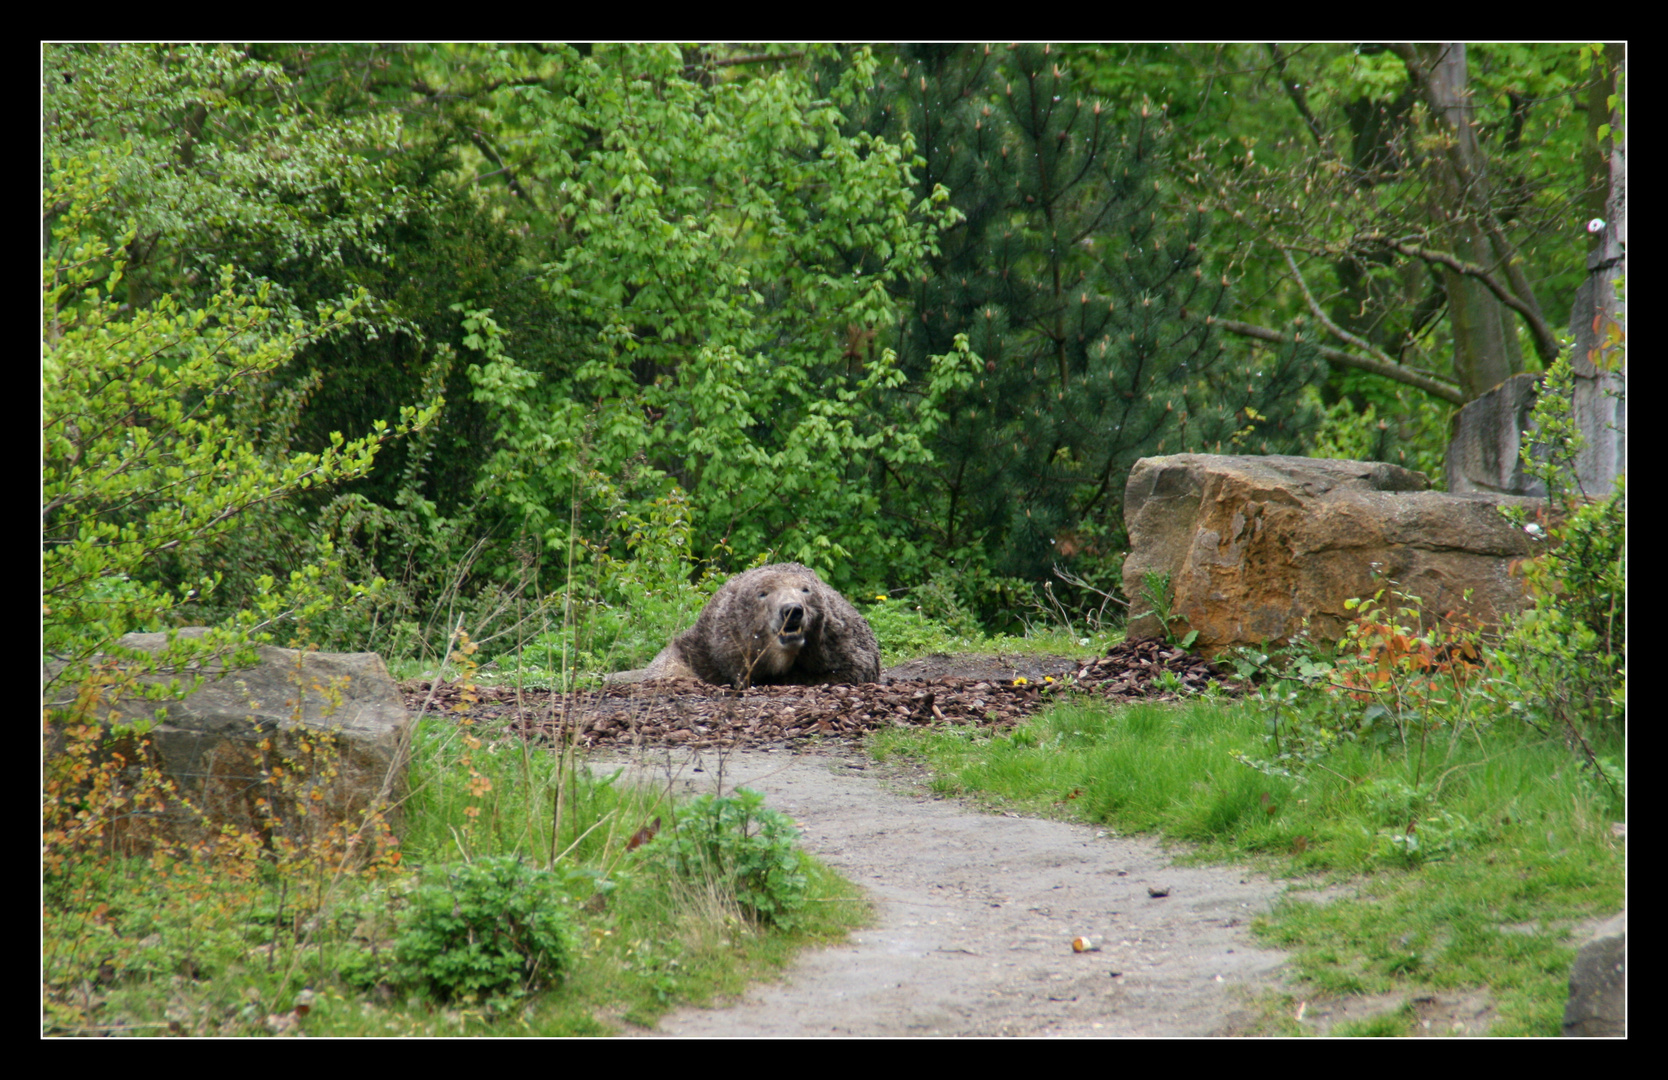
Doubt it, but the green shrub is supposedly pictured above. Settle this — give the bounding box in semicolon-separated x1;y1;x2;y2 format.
1357;777;1482;867
1493;345;1625;756
641;789;809;929
1308;387;1450;487
1231;582;1494;785
1492;481;1625;747
864;593;983;662
394;856;577;1002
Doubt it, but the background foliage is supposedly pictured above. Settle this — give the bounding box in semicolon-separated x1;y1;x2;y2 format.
43;42;1620;653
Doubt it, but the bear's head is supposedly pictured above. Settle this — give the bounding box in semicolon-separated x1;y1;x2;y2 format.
747;571;821;680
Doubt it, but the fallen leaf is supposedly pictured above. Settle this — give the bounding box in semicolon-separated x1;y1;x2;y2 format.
627;816;662;852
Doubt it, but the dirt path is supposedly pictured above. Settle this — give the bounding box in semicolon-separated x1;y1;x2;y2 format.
595;746;1299;1037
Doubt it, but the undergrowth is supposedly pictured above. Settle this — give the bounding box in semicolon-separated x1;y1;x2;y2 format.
42;628;868;1037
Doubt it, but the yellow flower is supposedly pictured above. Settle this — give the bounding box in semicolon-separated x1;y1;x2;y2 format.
1013;677;1029;685
874;594;889;602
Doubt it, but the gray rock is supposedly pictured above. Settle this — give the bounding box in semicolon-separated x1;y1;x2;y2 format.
1446;373;1547;497
1567;270;1626;501
1562;911;1626;1037
1447;68;1623;502
45;627;411;848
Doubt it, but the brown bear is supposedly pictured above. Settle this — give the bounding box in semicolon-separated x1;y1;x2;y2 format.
644;562;880;687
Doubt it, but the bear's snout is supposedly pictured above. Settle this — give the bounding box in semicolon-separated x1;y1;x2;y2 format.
778;602;806;640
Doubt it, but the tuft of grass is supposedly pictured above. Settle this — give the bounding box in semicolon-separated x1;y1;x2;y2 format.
1332;1003;1419;1037
862;594;1119;669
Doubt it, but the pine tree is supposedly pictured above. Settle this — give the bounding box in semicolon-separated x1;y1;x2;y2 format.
864;44;1321;591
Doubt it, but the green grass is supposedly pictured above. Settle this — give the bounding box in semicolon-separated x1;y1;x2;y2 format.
868;692;1625;1036
291;856;868;1037
870;697;1298;853
48;846;867;1037
862;595;1119;668
42;706;870;1037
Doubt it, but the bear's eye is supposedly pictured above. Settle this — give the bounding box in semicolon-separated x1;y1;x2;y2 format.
802;587;810;593
758;591;768;599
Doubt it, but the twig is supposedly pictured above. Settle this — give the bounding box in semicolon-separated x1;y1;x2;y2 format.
1358;234;1560;362
1214;317;1466;405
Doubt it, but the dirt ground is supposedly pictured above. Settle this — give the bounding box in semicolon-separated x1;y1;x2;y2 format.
416;649;1498;1037
597;743;1302;1037
410;640;1233;753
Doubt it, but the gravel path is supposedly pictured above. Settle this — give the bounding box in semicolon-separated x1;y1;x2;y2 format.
596;746;1298;1037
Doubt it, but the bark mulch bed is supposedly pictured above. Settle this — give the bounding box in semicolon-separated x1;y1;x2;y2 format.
403;638;1234;751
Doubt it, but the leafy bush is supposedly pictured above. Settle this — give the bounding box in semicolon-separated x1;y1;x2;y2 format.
907;572;987;640
1491;348;1625;750
438;46;967;599
1332;587;1492;744
1308;384;1450;486
1232;582;1494;784
564;484;719;675
1358;777;1482;867
43;45;439;683
43;686;408;1033
864;593;984;663
641;789;809;929
394;856;577;1002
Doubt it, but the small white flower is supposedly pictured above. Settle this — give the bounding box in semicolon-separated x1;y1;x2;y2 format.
1587;217;1607;234
1524;523;1546;540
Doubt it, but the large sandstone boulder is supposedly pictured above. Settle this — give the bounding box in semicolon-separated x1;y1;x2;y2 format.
1122;455;1543;653
44;627;411;848
1562;911;1626;1037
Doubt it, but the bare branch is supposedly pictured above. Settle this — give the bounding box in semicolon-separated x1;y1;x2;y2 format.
1213;317;1467;405
698;50;806;70
1266;44;1331;153
1480;219;1557;362
1359;233;1561;362
464;127;535;206
1280;246;1402;368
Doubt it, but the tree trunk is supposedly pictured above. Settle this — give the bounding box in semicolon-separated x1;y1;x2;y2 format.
1582;44;1624;253
1419;43;1522;399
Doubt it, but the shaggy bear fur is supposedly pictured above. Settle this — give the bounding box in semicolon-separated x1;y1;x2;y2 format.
644;563;880;687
